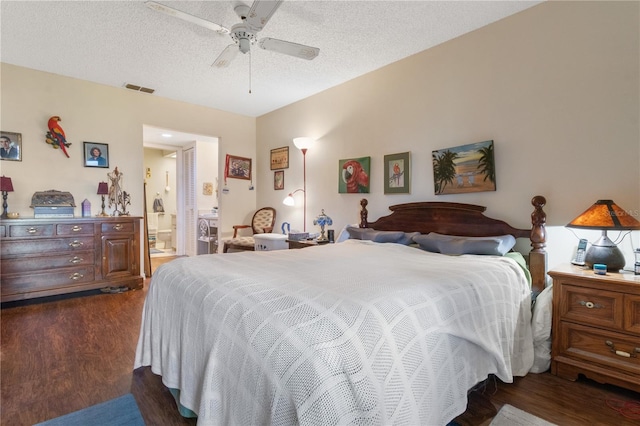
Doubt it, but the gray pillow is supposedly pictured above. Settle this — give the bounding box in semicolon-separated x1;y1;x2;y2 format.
346;226;414;244
413;232;516;256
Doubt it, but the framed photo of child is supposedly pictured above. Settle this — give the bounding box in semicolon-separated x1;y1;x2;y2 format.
84;142;109;168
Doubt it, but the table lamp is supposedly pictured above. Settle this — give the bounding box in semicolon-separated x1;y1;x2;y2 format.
1;176;14;219
97;181;109;216
566;199;640;271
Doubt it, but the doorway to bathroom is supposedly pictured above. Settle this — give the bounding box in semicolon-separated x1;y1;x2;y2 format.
143;125;219;265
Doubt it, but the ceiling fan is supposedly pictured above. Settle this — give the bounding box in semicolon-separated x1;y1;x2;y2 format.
145;1;320;68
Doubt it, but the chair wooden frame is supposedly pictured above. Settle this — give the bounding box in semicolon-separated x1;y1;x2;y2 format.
222;207;276;253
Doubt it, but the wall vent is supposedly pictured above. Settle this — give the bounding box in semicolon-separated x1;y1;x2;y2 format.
124;83;155;94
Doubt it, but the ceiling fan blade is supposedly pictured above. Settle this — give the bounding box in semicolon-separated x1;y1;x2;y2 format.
245;0;283;31
258;38;319;60
145;1;229;34
212;44;239;68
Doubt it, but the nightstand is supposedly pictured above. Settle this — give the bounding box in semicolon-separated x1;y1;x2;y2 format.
549;264;640;392
287;239;330;249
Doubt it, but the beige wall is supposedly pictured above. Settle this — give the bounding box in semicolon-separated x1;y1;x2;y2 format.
0;63;256;240
256;1;640;268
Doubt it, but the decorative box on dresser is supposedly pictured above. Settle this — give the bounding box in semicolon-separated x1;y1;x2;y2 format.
0;217;144;302
549;264;640;392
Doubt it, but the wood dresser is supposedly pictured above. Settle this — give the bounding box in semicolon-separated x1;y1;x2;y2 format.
549;264;640;392
0;217;143;302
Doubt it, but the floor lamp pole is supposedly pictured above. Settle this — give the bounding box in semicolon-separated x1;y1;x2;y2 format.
302;148;307;232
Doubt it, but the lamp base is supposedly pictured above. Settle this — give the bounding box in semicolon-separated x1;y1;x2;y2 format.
584;234;625;272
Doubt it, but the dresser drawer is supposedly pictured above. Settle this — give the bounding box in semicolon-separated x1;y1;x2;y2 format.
0;236;95;256
56;222;94;236
625;294;640;334
101;222;134;233
0;250;95;274
558;322;640;376
7;224;55;238
559;284;623;330
1;266;96;296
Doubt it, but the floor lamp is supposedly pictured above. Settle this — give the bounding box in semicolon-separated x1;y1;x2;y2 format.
284;137;314;232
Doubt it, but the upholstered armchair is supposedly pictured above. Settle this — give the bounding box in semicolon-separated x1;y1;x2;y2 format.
222;207;276;253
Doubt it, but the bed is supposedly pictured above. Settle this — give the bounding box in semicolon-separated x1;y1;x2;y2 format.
134;196;548;425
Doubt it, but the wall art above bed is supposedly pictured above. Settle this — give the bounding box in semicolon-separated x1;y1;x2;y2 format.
384;151;410;194
338;156;370;193
432;140;495;195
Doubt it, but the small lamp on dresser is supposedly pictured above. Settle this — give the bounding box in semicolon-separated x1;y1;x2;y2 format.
97;181;109;217
566;199;640;271
1;176;14;219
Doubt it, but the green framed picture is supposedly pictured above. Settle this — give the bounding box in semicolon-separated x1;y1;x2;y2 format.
338;156;370;193
384;152;410;194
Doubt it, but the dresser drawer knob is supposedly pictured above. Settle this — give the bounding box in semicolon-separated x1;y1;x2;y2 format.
69;256;83;264
580;300;604;309
69;272;84;281
27;227;38;234
113;224;124;231
71;225;82;232
605;340;639;358
68;240;84;248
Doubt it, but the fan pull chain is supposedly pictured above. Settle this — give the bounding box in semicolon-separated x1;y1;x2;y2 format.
248;51;252;94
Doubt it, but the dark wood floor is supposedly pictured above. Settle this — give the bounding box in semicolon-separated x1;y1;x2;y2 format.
1;256;639;425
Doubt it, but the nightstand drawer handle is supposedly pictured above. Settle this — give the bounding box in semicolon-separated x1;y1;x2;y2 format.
69;256;83;264
69;272;84;281
71;226;82;232
27;227;38;234
68;240;84;248
113;224;124;231
580;300;604;309
605;341;640;358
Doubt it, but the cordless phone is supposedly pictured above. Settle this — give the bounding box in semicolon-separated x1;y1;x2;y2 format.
571;239;588;266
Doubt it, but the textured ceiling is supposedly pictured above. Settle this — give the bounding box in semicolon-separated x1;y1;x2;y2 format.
1;1;541;120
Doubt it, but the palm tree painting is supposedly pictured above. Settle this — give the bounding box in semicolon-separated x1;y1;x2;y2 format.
432;140;496;195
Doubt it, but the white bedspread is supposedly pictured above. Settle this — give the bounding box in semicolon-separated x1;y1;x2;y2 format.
134;240;533;425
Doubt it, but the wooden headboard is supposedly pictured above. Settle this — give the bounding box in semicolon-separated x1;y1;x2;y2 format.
358;196;548;294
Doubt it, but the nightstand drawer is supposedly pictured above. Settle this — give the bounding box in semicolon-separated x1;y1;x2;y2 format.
625;294;640;334
560;284;623;330
558;322;640;376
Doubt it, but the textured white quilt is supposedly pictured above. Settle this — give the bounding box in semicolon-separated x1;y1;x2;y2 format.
134;240;533;425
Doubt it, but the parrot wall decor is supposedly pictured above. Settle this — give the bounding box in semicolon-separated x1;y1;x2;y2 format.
339;157;370;193
45;116;71;157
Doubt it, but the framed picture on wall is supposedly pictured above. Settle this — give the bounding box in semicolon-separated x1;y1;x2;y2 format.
274;170;284;190
338;156;370;193
0;131;22;161
384;152;410;194
270;146;289;170
83;142;109;168
226;154;252;180
432;140;495;195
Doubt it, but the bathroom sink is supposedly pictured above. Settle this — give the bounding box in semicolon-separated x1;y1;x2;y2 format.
199;213;218;219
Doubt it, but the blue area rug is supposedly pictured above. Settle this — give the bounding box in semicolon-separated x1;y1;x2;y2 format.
34;393;145;426
150;248;163;254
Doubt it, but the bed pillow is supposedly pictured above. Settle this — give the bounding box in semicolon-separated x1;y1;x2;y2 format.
413;232;516;256
345;226;414;244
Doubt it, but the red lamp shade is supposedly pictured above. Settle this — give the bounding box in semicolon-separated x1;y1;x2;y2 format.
97;182;109;195
0;176;14;192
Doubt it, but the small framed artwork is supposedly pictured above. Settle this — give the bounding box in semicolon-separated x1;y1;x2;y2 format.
203;182;213;196
270;146;289;170
338;156;370;193
274;170;284;190
83;142;109;168
432;140;495;195
226;154;252;180
384;152;410;194
0;131;22;161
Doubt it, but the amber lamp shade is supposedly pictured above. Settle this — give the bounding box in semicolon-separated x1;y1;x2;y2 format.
97;181;109;216
567;200;640;271
1;176;14;219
